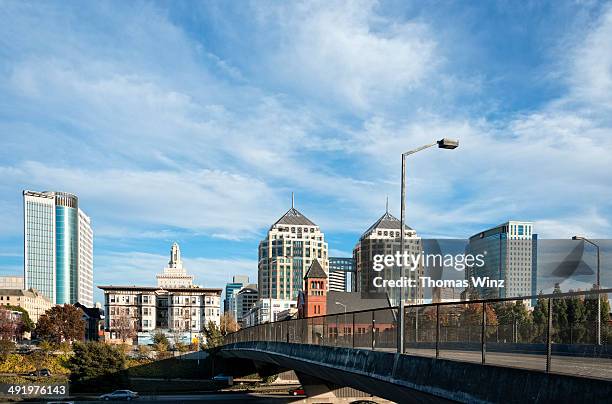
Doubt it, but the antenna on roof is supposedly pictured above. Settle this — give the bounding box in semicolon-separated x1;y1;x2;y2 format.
292;192;295;209
385;195;389;214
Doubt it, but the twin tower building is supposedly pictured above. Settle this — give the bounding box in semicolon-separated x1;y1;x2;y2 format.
23;190;94;307
258;198;423;306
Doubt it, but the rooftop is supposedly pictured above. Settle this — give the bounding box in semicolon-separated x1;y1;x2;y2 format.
97;285;222;294
304;259;327;279
272;207;317;228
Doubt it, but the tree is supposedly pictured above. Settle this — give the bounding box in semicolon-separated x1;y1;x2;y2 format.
0;339;15;361
114;312;136;344
532;293;548;342
5;306;34;333
219;313;239;336
151;330;171;359
68;341;126;383
203;321;223;348
0;307;24;341
35;304;85;344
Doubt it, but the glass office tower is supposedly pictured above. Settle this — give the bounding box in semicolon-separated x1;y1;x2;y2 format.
465;221;537;305
23;190;93;306
54;192;79;304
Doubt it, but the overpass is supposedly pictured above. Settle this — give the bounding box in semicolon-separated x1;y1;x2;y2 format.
219;289;612;403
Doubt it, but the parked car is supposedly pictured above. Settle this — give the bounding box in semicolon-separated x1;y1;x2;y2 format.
212;373;234;385
99;390;139;401
289;387;305;396
28;368;51;377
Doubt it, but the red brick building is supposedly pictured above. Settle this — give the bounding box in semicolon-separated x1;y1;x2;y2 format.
298;259;327;318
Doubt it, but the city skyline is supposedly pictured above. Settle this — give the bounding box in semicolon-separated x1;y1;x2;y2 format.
1;2;612;304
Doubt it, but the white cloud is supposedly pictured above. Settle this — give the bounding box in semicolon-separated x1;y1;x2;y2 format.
258;1;438;109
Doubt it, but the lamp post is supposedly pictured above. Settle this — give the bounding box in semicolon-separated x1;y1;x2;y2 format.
398;138;459;354
572;236;601;345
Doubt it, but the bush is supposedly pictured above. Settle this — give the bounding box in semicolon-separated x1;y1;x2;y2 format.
68;342;126;383
0;340;15;361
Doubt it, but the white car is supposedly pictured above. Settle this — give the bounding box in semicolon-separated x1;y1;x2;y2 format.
99;390;139;401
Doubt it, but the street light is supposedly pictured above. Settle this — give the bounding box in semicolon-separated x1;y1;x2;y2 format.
397;138;459;354
572;235;602;345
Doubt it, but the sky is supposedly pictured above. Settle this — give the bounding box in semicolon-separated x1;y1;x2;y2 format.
1;1;611;304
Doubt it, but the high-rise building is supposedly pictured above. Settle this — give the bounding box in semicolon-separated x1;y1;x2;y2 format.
0;276;25;290
353;207;423;305
23;190;93;306
156;242;194;288
224;275;249;317
328;257;354;292
465;221;537;305
258;196;328;301
235;285;258;326
78;210;94;307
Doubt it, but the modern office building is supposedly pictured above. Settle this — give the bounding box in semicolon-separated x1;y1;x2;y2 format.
224;275;249;317
258;196;328;301
99;243;221;344
0;287;53;323
235;285;258;326
328;257;354;292
353;207;423;305
156;242;194;288
78;210;94;307
23;190;94;306
465;221;537;305
0;276;25;290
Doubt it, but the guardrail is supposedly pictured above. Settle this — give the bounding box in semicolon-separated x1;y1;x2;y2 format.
224;288;612;380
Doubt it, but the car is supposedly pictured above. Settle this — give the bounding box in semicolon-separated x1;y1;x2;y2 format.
99;390;139;401
289;387;305;396
28;368;52;377
212;374;234;385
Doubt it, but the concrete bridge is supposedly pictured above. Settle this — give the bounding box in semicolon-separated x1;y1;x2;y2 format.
219;340;612;403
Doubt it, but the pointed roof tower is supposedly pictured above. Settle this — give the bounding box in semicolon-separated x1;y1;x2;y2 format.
304;259;327;279
271;193;317;228
360;199;413;240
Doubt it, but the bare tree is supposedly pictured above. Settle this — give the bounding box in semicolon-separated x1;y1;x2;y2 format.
219;313;239;336
114;310;136;344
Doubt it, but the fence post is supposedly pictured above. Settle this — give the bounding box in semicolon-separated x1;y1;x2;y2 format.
352;312;356;348
481;302;486;365
436;305;440;359
371;311;376;351
546;297;553;372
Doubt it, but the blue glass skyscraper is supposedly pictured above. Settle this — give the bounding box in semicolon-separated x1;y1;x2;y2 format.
23;190;93;306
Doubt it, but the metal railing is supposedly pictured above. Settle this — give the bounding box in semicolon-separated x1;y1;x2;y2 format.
225;288;612;380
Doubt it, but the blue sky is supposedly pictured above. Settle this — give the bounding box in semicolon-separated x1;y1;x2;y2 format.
1;1;611;304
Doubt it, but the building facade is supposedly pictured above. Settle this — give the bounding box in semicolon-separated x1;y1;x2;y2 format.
235;285;258;326
99;243;221;343
258;198;328;301
23;190;94;306
156;243;194;288
100;285;221;342
0;276;25;290
328;257;354;292
353;209;423;305
465;221;537;305
77;210;94;307
244;298;298;327
224;275;249;317
0;288;53;323
298;260;328;318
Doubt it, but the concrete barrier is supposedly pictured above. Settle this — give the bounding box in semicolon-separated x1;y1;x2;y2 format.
220;341;612;403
